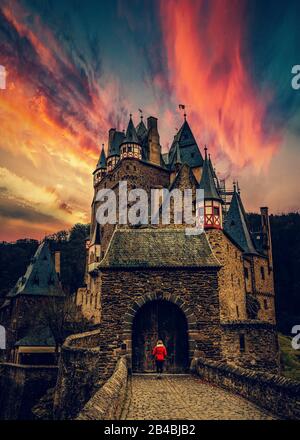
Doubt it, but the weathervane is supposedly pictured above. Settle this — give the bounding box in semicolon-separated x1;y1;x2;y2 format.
178;104;187;120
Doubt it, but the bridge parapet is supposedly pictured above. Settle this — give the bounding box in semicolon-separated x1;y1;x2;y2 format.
77;356;128;420
192;358;300;420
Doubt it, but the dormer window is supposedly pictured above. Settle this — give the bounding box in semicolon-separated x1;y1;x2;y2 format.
201;200;222;229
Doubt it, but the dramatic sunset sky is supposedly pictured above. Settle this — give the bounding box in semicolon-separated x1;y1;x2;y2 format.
0;0;299;241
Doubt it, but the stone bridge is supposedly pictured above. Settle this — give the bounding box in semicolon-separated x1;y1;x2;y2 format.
121;374;275;420
74;356;300;421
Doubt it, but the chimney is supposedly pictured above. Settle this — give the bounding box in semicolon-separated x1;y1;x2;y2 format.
54;251;61;277
147;116;161;165
147;116;158;131
108;128;116;154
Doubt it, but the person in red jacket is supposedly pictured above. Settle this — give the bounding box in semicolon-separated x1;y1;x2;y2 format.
152;340;167;378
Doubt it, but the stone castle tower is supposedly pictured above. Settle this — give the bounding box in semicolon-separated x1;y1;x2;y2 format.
76;113;279;375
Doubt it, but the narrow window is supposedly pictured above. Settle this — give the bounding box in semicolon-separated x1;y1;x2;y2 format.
264;299;268;309
236;305;239;318
213;206;219;216
239;334;245;353
244;267;249;279
260;266;265;280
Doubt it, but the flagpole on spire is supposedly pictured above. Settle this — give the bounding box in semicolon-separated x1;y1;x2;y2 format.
178;104;187;120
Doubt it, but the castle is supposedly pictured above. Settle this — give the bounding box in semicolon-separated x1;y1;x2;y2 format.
0;112;283;420
75;113;279;374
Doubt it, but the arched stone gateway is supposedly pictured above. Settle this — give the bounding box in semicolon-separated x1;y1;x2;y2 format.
122;292;198;373
132;300;189;373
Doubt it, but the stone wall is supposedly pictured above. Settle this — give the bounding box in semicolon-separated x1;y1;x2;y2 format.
99;267;222;370
94;157;170;253
252;255;275;324
53;329;101;420
77;356;128;420
0;363;58;420
193;358;300;420
220;321;280;372
206;229;247;321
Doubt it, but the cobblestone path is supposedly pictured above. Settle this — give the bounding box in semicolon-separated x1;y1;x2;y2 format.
121;374;277;420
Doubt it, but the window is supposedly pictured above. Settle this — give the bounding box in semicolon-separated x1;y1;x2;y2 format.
239;334;245;353
264;299;268;309
260;266;265;280
236;305;239;318
244;267;249;279
213;206;219;216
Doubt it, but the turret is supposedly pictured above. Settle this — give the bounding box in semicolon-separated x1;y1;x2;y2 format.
93;144;106;186
107;128;124;172
198;148;223;229
120;115;142;160
224;185;258;255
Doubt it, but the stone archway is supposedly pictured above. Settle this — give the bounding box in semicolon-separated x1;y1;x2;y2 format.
122;292;199;372
132;299;189;373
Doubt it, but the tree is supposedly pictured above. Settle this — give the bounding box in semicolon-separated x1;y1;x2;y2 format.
37;295;90;356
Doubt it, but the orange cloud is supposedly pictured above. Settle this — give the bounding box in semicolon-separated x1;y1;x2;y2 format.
0;2;130;240
160;0;282;172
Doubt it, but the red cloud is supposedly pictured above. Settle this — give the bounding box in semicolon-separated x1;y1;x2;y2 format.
160;0;282;172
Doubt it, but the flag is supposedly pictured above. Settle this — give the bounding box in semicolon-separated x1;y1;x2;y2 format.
179;104;185;110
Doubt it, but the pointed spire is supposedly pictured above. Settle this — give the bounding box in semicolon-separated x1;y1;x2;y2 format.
96;144;106;169
208;153;218;180
169;119;203;170
124;115;140;144
199;147;222;201
8;241;64;298
136;116;147;141
224;190;258;255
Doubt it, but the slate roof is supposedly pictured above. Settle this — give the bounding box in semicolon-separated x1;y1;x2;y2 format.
136;119;147;141
162;153;169;165
99;228;221;269
199;151;222;201
224;191;258;255
7;241;64;298
15;326;55;347
168;120;203;170
96;146;106;169
107;130;124;157
123;116;140;144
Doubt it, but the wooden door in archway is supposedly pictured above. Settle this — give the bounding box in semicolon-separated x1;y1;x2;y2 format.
132;300;189;373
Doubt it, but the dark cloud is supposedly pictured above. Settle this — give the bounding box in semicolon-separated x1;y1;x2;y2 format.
0;196;58;223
